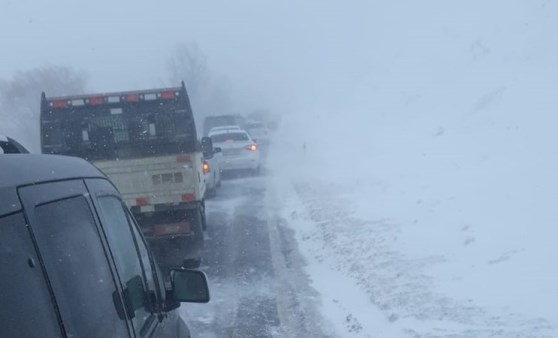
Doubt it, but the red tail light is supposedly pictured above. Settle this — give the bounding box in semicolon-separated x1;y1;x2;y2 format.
52;100;68;108
203;161;210;174
136;197;149;206
161;91;175;100
182;194;195;202
246;144;257;151
125;94;140;102
176;154;191;162
89;97;104;105
154;222;191;236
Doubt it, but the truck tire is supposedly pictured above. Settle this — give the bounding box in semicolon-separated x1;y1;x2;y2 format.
201;200;207;231
189;207;205;250
205;187;217;199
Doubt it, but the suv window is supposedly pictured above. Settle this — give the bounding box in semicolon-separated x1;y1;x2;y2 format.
0;212;62;337
33;195;130;338
96;195;159;335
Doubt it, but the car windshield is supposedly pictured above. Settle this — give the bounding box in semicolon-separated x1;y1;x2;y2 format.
210;132;249;143
203;116;242;135
1;2;556;337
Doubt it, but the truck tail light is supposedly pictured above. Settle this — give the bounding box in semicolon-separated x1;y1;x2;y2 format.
89;97;104;105
154;222;191;236
182;194;195;202
161;91;176;100
135;197;149;206
125;94;140;102
52;100;68;108
203;161;210;174
176;154;191;162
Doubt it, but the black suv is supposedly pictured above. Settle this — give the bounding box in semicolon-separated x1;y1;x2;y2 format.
0;154;210;338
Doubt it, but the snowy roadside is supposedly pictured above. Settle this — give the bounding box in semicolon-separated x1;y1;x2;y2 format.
268;173;558;337
264;5;558;332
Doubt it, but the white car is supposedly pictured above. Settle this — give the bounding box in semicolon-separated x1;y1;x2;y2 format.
209;129;261;174
201;138;222;198
202;151;222;197
208;125;242;135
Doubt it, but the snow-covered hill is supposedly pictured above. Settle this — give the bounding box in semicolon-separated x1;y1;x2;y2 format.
270;1;558;336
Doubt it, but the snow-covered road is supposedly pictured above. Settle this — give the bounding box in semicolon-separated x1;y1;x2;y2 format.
270;176;558;337
180;175;334;337
179;154;558;337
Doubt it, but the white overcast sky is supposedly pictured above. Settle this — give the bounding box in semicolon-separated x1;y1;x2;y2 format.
0;0;387;110
1;0;550;113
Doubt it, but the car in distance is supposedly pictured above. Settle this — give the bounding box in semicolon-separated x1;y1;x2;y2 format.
201;136;222;199
203;114;246;136
209;128;261;175
245;121;270;146
208;125;242;134
0;153;210;338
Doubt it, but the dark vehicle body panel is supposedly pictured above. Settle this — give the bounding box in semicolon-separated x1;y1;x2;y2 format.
0;154;191;338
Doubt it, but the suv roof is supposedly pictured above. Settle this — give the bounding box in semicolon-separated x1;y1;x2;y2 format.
0;154;105;189
0;154;106;217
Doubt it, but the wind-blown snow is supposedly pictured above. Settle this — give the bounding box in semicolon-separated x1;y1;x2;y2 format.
268;1;558;337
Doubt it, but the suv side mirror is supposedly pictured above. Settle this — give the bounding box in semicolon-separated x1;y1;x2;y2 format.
171;269;210;303
200;137;213;154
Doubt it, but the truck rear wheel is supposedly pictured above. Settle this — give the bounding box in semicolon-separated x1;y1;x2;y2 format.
189;207;205;251
201;201;207;231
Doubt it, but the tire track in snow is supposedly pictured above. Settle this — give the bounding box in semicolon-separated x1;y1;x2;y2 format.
280;180;555;338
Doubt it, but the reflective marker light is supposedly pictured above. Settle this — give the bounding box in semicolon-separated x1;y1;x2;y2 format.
176;154;191;162
107;96;120;103
182;194;195;202
52;100;68;108
136;197;149;206
161;91;175;100
126;94;140;102
144;93;157;100
71;99;85;106
89;97;104;105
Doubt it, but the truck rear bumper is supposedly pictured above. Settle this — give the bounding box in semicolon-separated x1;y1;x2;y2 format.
145;235;202;268
135;205;204;269
130;200;202;215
